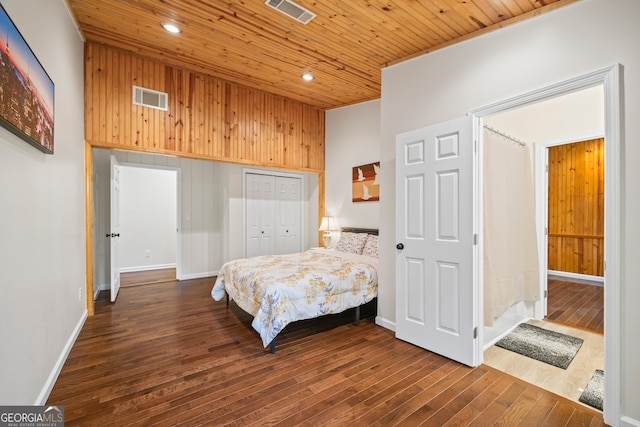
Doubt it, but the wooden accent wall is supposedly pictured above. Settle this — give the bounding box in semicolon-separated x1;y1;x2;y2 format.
547;138;604;276
84;42;325;173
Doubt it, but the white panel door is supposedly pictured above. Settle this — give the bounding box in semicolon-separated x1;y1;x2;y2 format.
110;155;121;303
395;116;477;366
275;176;301;255
245;173;275;257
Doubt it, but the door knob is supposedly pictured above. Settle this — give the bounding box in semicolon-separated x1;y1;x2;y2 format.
105;233;110;238
396;243;404;250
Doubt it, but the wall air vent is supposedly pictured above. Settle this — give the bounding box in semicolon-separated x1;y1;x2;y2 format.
265;0;316;25
132;85;168;111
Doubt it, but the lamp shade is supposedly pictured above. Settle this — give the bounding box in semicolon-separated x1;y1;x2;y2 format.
319;216;339;232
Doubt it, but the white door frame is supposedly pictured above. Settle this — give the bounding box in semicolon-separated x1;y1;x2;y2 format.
118;161;182;280
534;132;605;319
470;64;622;425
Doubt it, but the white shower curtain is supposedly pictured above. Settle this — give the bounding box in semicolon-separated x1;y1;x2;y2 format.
483;130;540;326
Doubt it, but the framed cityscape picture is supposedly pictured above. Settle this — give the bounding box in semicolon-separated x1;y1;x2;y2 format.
0;5;54;154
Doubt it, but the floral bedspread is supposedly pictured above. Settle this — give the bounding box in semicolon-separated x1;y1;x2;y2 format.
211;249;378;348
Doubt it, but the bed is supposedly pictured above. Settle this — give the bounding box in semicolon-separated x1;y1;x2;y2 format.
211;228;378;353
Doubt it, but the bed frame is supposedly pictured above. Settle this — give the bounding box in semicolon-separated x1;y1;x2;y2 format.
225;227;378;353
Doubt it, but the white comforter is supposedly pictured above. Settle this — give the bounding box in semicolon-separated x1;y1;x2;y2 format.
211;249;378;348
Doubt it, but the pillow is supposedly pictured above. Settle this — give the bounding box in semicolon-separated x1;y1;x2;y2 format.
334;232;368;254
362;234;379;258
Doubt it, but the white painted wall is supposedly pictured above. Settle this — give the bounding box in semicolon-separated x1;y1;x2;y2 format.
325;100;380;230
119;166;177;272
485;85;604;145
93;149;223;283
93;150;320;286
378;0;639;423
0;0;85;404
217;162;319;263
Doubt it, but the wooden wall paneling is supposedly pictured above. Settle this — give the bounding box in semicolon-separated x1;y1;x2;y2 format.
85;43;324;173
84;44;94;142
597;139;604;236
173;67;183;153
244;86;252;161
121;49;131;147
105;47;113;146
270;93;280;164
113;47;122;145
97;45;107;143
227;83;238;160
164;66;174;152
214;79;225;158
547;138;604;276
153;60;163;150
585;138;595;234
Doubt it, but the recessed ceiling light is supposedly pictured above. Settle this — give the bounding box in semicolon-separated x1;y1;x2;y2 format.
302;72;314;82
162;23;181;34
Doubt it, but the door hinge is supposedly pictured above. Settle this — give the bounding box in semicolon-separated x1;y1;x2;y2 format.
544;290;548;298
473;234;478;245
546;164;549;173
474;139;478;153
473;326;478;339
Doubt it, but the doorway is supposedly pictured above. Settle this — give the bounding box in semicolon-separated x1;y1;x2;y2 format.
481;85;604;336
91;148;181;300
480;88;606;405
472;67;620;422
118;165;178;276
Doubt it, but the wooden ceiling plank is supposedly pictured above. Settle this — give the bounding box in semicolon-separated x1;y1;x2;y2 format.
69;0;579;109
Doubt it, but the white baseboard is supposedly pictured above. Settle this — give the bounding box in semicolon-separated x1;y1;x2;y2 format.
120;263;176;273
95;283;109;300
621;416;640;427
375;316;395;332
548;270;604;284
36;309;88;405
178;271;218;280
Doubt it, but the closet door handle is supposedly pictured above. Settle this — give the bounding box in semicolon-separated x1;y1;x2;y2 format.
396;243;404;250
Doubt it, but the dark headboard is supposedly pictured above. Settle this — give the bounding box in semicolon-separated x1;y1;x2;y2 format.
341;227;378;235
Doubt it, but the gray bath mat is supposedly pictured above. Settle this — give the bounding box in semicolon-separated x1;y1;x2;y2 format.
579;369;604;411
495;323;583;369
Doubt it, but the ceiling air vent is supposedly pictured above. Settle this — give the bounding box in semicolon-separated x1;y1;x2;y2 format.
132;85;168;111
265;0;316;25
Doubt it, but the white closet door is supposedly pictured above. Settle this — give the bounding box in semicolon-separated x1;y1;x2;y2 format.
245;173;275;257
275;176;302;255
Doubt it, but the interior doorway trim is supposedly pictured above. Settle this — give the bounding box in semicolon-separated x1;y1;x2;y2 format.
118;161;181;280
470;64;622;425
534;131;605;319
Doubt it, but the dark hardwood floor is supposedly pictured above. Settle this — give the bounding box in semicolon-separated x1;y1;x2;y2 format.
48;276;605;426
547;276;604;334
120;268;176;288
